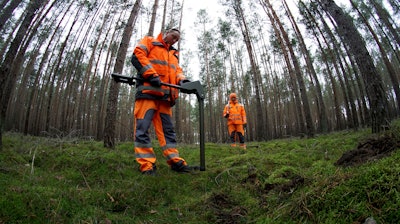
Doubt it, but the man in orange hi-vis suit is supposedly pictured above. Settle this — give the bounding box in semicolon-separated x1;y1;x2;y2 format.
223;93;247;149
130;28;193;175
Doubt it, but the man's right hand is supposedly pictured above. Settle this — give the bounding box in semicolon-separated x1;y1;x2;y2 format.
149;75;161;87
224;114;229;118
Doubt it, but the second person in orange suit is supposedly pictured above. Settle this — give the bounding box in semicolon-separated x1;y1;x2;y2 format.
131;28;193;175
223;93;247;149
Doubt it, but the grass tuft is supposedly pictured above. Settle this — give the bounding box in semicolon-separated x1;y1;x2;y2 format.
1;122;399;223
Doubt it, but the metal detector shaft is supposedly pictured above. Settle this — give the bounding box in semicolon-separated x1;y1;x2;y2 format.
112;73;185;90
111;73;206;171
198;95;205;171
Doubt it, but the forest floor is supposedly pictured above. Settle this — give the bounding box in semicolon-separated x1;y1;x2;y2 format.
199;133;400;224
335;134;400;167
1;123;400;223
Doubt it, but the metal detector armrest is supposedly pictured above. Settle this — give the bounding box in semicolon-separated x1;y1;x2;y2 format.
179;81;205;101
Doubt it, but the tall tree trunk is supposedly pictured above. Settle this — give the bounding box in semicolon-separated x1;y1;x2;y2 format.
318;5;357;130
0;0;11;11
267;0;315;137
256;26;275;139
35;2;74;135
0;0;45;148
232;0;265;140
8;44;40;131
96;11;124;141
351;0;400;116
318;0;388;133
261;0;305;137
161;0;168;31
74;0;109;136
386;0;399;14
284;0;328;133
299;1;342;130
174;0;184;141
46;5;82;132
23;2;68;135
369;0;400;48
0;0;23;31
320;6;360;130
104;0;142;148
87;12;115;139
148;0;159;36
196;9;214;142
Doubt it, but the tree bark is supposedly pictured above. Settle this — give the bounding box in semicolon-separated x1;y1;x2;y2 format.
284;0;328;133
232;0;266;140
353;0;400;116
148;0;159;36
0;0;45;148
0;0;23;32
261;0;306;137
104;0;142;148
318;0;388;133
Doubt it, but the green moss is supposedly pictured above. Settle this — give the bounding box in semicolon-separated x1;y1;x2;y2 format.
1;121;400;223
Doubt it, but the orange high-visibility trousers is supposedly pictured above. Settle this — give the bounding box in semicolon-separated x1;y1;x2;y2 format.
134;99;186;172
228;124;245;144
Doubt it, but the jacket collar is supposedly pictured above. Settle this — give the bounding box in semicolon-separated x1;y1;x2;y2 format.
156;32;169;48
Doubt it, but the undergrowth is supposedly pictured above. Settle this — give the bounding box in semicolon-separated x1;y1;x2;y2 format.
1;122;399;223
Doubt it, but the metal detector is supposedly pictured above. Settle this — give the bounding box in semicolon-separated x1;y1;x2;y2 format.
111;73;206;171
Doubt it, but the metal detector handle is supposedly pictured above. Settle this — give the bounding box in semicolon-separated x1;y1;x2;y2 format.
112;73;188;90
111;73;136;85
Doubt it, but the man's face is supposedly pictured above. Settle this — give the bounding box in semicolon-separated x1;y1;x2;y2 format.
164;30;180;45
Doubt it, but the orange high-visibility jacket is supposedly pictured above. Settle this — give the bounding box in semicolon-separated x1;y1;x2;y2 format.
223;101;247;125
131;32;186;102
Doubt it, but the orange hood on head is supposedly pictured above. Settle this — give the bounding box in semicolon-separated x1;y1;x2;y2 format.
229;93;237;102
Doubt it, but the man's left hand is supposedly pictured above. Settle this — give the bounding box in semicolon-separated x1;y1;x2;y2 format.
149;75;162;87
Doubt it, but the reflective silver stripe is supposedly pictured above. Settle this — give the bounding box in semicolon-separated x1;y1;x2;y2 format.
137;86;171;94
150;59;168;66
152;42;163;47
162;144;177;150
165;153;180;160
138;44;149;54
149;59;177;72
135;142;152;148
231;114;242;121
135;153;156;159
140;64;153;74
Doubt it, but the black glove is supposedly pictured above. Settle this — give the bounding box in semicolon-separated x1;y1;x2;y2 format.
243;124;247;128
224;114;229;118
179;79;191;86
148;75;161;87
